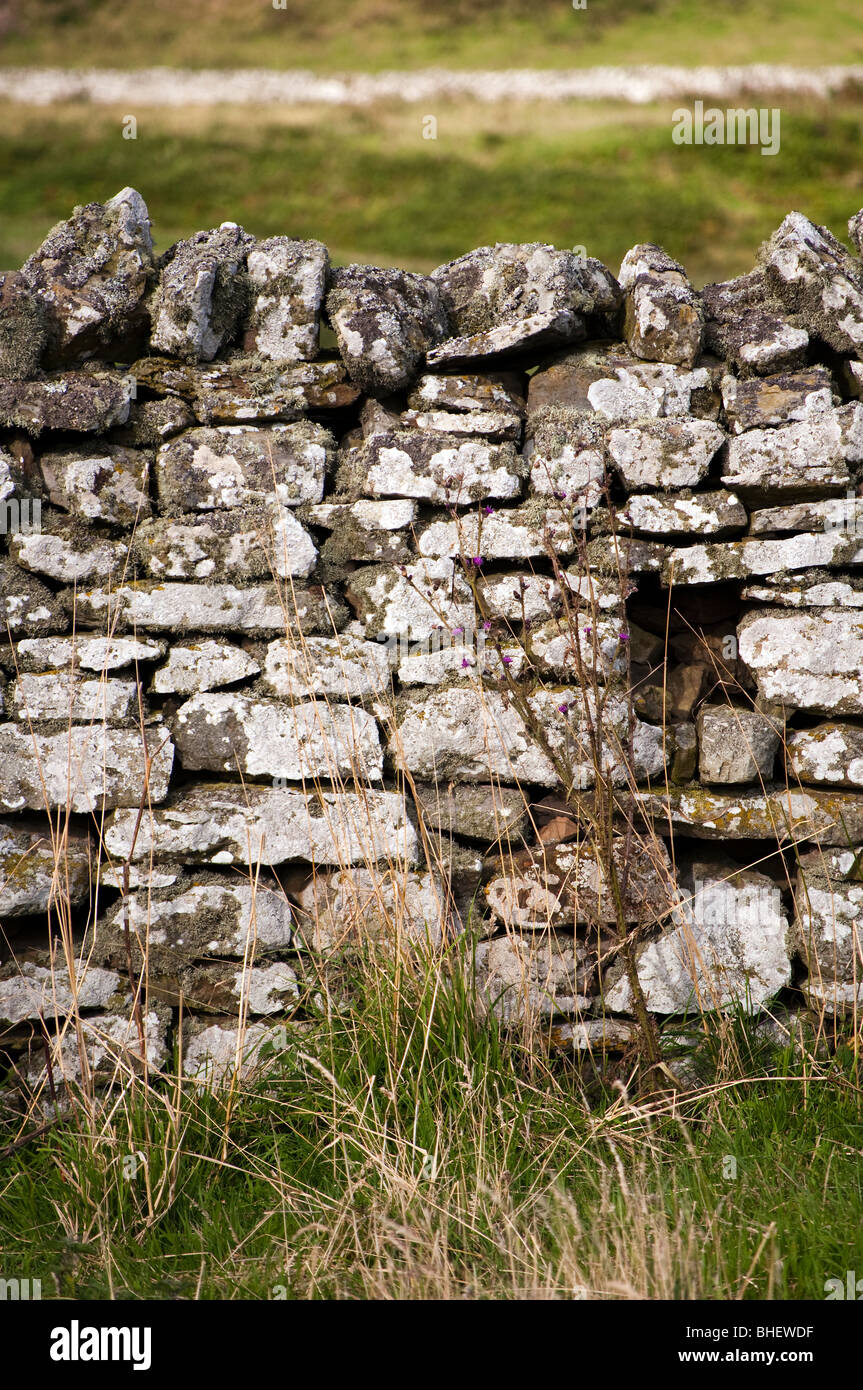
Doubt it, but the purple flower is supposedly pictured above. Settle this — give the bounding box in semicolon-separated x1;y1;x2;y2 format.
501;655;513;666
483;505;494;516
483;620;492;631
584;625;592;637
452;626;464;634
461;657;472;668
471;556;484;567
619;631;630;642
558;703;569;715
556;490;567;501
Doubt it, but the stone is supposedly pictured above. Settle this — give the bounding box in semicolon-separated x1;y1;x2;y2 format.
740;576;863;608
93;879;295;977
480;571;561;624
243;236;329;361
10;672;140;724
114;395;195;446
132;356;359;424
155;422;332;512
407;371;525;418
0;564;66;637
150;222;254;361
11;527;128;584
0;723;174;813
663;531;863;586
722;400;863;501
749;496;863;534
262;634;392;699
182;1018;291;1082
429;243;621;366
179;960;299;1016
738;608;863;715
604;861;791;1015
786;723;863;788
15;636;165;673
619;243;703;368
339;429;524;505
607;418;725;490
346;558;475;644
294;867;452;954
526;343;719;419
104;783;418;868
550;1018;637;1052
391;686;664;789
636;785;863;847
0;959;121;1026
172;692;383;782
0;819;92;916
395;632;523;685
0;271;52;379
40;444;151;525
793;850;863;1011
24;1002;169;1087
484;834;673;930
720;368;835;433
622;490;746;537
18;187;153;363
529;615;628;682
0;370;134;434
398;406;522;441
474;934;592;1024
758;211;863;356
71;581;345;638
702;270;809;374
850;208;863;258
697;704;781;784
417;507;576;561
524;408;606;510
305;498;417;534
412;782;530;845
326;264;449;395
151;641;260;695
133;507;318;581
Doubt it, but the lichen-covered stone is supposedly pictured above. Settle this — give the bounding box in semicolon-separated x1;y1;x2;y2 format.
604;861;791;1014
0;959;121;1026
738;608;863;714
294;867;451;953
749;497;863;534
413;781;529;845
0;818;92;917
326;264;449;395
151;640;260;695
15;635;165;673
243;236;329;361
18;187;153;363
474;934;591;1023
0;722;174;812
622;490;746;537
636;785;863;847
155;421;331;513
150;222;254;361
786;723;863;788
10;671;141;724
262;634;392;699
71;580;345;638
429;243;621;367
340;429;524;505
408;371;525;419
11;527;128;584
40;444;151;524
182;1017;293;1082
758;211;863;356
697;704;781;784
480;571;562;623
0;370;134;434
722;400;862;500
721;368;835;433
702;270;809;375
663;531;863;586
793;849;863;1011
607;418;725;489
104;783;418;867
524;409;606;509
0;271;51;379
133;506;318;581
132;355;358;423
346;558;475;643
173;692;383;782
619;243;703;368
417;507;576;561
527;343;719;419
0;563;66;637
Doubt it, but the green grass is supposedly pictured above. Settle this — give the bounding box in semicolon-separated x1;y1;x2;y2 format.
1;98;862;283
3;0;863;70
2;938;861;1300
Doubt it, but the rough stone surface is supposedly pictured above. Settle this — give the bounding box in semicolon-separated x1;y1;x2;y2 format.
738;608;863;714
793;849;863;1011
151;640;260;695
786;724;863;788
759;211;863;356
243;236;329;361
340;429;524;504
72;581;345;638
40;444;152;524
0;371;134;434
524;409;606;509
722;400;863;500
134;507;318;581
697;704;781;784
622;490;746;537
0;819;92;917
133;355;359;423
326;265;449;395
721;368;835;434
607;419;725;490
11;528;128;584
156;422;331;512
0;723;174;812
0;564;66;638
15;636;165;673
294;867;451;953
619;243;703;368
474;934;591;1023
262;634;392;699
527;343;719;418
150;223;254;361
0;960;121;1026
10;671;140;724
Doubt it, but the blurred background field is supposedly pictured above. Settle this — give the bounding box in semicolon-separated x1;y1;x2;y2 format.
0;1;861;280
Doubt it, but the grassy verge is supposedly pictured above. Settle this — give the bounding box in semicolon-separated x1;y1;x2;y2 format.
1;97;862;281
2;935;862;1300
3;0;863;71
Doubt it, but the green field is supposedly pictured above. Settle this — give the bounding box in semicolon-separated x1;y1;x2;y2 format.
3;0;863;71
1;97;862;282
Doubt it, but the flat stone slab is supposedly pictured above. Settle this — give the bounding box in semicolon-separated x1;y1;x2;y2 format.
526;343;719;419
72;581;345;637
347;558;475;644
697;704;781;784
741;576;863;608
0;722;174;812
722;401;862;500
262;634;392;699
0;960;122;1026
326;264;449;395
243;235;329;361
10;671;141;723
604;861;791;1015
664;532;863;585
786;723;863;788
524;409;606;508
155;422;332;511
132;356;358;422
738;608;863;714
474;934;591;1023
104;782;418;867
0;818;92;917
412;781;530;845
749;497;863;534
607;418;725;490
294;867;450;953
0;371;134;434
793;850;863;1011
622;490;746;537
133;507;318;581
340;429;525;504
408;371;525;417
11;528;128;585
173;692;383;782
151;640;260;695
416;507;576;561
720;368;834;434
637;784;863;847
15;635;165;673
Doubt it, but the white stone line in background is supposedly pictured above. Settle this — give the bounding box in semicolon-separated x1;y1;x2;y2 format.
1;64;862;106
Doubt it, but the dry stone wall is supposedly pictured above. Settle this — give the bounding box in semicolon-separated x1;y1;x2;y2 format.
2;187;863;1096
